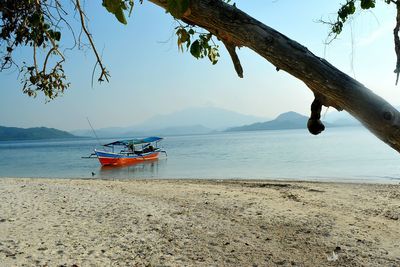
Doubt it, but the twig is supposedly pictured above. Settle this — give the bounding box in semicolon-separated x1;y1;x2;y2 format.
75;0;109;82
394;2;400;85
33;42;39;76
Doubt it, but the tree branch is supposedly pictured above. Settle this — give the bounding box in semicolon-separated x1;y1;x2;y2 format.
148;0;400;153
33;42;39;76
222;40;243;78
75;0;109;82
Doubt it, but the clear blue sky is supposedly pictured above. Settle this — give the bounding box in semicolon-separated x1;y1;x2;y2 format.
0;0;398;131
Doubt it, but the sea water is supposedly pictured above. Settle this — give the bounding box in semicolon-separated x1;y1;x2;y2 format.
0;127;399;183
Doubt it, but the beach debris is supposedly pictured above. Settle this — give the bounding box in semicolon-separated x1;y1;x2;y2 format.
307;188;325;193
327;251;339;262
384;209;399;220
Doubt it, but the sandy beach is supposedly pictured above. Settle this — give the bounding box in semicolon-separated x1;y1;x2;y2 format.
0;178;399;266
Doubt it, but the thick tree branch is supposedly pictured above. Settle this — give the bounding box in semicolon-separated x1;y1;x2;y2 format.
149;0;400;153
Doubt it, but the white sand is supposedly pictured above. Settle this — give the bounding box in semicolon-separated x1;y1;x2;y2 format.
0;178;399;266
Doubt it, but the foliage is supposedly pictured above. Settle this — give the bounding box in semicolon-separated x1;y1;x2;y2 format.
102;0;136;24
329;0;400;83
0;0;68;100
105;0;226;68
329;0;392;37
176;26;219;64
0;0;398;101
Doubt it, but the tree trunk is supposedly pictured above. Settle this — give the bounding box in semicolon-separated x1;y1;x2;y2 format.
149;0;400;153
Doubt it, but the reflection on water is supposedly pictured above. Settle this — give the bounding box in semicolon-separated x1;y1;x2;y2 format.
98;159;165;179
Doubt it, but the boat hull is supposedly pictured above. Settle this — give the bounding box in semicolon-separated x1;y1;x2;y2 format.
95;150;160;166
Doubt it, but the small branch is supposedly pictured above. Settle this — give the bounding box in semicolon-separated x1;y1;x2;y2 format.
33;42;39;76
43;31;65;74
44;31;64;59
394;2;400;85
42;47;65;74
75;0;109;82
222;40;243;78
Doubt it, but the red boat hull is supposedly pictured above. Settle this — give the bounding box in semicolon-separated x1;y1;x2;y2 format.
95;150;160;166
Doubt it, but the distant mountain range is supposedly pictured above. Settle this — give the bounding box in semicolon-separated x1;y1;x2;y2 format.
0;126;76;141
226;111;312;132
71;107;364;137
71;107;268;137
226;111;361;132
225;111;356;132
134;106;268;130
1;108;364;141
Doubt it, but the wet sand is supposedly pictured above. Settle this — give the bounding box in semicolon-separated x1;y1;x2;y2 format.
0;178;399;266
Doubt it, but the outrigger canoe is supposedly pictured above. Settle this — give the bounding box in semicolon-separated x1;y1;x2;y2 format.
93;136;166;166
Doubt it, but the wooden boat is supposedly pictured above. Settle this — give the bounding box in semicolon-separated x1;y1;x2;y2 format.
94;137;165;166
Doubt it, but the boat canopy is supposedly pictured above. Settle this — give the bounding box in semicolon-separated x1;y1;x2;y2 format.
103;136;163;147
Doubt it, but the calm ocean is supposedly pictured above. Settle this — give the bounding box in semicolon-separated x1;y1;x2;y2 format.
0;127;399;183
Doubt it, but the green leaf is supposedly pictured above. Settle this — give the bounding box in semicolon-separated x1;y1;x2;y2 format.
360;0;375;9
102;0;128;24
348;1;355;14
182;31;190;44
54;31;61;42
103;0;119;13
332;21;343;34
190;40;201;59
177;27;192;51
29;13;42;26
338;1;355;21
207;47;219;65
115;8;127;24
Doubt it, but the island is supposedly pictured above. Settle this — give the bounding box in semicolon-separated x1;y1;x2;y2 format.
0;126;77;141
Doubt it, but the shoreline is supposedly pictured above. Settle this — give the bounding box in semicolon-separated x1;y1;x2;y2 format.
1;176;400;185
0;178;399;266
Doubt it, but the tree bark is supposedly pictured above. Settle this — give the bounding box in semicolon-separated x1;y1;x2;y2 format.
149;0;400;153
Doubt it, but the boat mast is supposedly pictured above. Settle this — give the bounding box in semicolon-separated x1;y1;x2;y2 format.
86;117;102;146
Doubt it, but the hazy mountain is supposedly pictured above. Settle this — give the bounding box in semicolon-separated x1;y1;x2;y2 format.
226;111;310;132
323;110;361;127
73;125;213;138
72;107;268;137
71;127;129;138
124;125;213;137
134;107;269;130
0;126;76;141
